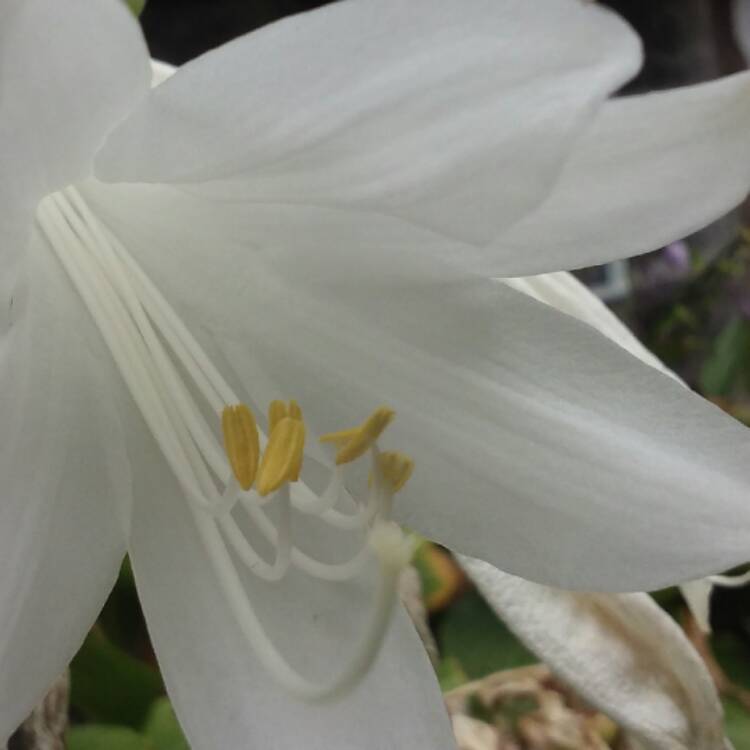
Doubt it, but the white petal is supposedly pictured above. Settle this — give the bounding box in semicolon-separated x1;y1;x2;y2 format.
509;275;722;640
504;271;680;381
0;232;130;742
493;72;750;275
460;555;727;750
0;0;149;256
96;0;640;244
125;418;455;750
217;275;750;592
507;274;728;641
84;182;750;591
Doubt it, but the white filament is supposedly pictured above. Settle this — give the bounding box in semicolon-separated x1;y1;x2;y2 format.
36;187;410;700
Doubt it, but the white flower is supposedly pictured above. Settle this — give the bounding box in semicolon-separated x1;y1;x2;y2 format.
4;0;750;747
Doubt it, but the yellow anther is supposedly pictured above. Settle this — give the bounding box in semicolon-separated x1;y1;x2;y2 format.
318;427;358;448
222;404;260;491
268;399;303;433
257;417;306;497
320;407;395;465
268;400;288;434
375;451;414;493
288;400;303;421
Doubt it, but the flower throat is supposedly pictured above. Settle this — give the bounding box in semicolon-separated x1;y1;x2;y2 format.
36;186;415;701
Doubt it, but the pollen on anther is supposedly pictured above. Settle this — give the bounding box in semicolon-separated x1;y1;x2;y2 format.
320;406;395;465
257;416;306;497
222;404;260;491
269;399;303;433
376;451;414;494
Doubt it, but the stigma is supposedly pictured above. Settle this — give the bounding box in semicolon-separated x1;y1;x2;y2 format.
35;187;415;701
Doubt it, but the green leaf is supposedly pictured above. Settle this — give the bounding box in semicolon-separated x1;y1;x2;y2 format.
124;0;147;16
723;698;750;750
143;698;189;750
435;589;535;680
70;627;163;728
67;725;151;750
699;317;750;396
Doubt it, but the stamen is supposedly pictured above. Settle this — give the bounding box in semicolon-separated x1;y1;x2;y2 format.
375;451;414;494
268;400;286;433
268;399;303;431
196;511;413;701
219;486;293;582
257;417;306;497
243;498;371;581
222;404;260;491
36;186;417;703
320;406;395;465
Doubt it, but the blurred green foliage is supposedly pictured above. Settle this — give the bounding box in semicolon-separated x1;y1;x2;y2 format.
68;726;149;750
67;699;188;750
124;0;147;16
70;627;162;728
715;632;750;689
699;317;750;397
435;588;535;681
142;699;190;750
723;699;750;748
65;559;188;747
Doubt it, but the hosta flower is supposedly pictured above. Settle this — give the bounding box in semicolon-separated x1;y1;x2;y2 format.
5;0;750;747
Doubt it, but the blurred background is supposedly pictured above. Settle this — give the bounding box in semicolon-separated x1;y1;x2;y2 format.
13;2;750;748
